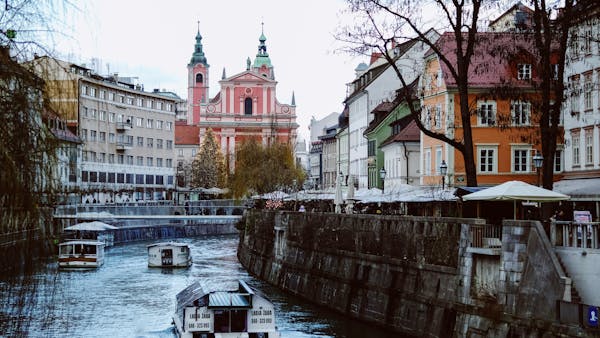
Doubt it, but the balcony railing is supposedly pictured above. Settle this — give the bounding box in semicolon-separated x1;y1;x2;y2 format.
116;121;132;131
116;142;133;151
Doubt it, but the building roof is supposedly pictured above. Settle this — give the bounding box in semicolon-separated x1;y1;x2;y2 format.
175;124;200;145
426;31;545;89
380;118;420;147
364;78;418;135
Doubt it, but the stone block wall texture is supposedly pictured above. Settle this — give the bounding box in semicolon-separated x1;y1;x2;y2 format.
238;210;588;337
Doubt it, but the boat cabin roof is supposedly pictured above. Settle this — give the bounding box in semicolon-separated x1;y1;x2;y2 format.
59;240;105;246
175;280;256;317
147;242;189;248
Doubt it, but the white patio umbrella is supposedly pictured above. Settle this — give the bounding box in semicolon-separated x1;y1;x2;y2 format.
462;180;570;219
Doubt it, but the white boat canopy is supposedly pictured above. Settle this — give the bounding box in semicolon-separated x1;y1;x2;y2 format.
64;221;118;231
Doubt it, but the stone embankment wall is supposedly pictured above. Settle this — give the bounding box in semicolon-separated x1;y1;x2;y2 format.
238;210;587;337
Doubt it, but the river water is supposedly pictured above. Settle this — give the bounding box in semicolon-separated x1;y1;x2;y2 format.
0;235;399;337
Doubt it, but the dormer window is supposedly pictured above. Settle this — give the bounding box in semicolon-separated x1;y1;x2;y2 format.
517;64;532;80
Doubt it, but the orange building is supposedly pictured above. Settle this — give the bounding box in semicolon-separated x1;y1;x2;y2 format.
184;26;298;171
420;32;562;187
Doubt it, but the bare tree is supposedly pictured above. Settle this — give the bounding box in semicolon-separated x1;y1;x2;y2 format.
338;0;491;186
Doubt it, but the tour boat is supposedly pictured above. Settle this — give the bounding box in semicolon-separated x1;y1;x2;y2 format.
173;280;280;338
58;240;105;268
147;242;192;268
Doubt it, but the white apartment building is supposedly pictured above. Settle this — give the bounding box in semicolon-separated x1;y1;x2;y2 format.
32;57;179;204
308;113;340;190
558;7;600;201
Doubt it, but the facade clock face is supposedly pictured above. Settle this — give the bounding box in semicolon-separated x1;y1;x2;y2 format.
207;105;215;113
282;106;290;113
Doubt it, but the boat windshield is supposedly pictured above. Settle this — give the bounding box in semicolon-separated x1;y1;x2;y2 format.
60;245;73;255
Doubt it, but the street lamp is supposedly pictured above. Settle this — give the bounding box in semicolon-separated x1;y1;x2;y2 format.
533;152;543;186
379;167;387;194
440;160;448;190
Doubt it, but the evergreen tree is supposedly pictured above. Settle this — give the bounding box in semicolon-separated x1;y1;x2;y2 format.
191;128;226;188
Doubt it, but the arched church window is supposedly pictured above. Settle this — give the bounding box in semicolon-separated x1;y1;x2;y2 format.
244;98;253;115
196;73;203;83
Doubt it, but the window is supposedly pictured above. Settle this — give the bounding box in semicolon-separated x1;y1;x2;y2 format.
147;119;153;129
127;155;134;165
90;152;97;162
119;95;125;103
116;114;123;123
147;138;153;148
108;154;115;164
147;157;153;166
99;132;106;143
109;92;114;101
109;133;115;143
89;87;96;97
166;122;172;131
157;101;163;110
196;73;203;83
435;147;442;174
81;129;87;141
156;120;163;129
478;101;496;126
100;90;106;100
108;172;115;183
424;148;431;175
436;68;443;87
517;64;531;80
166;103;172;111
82;106;88;117
572;133;580;166
584;73;593;111
434;104;442;129
118;154;124;164
583;28;592;54
555;148;563;172
156;158;163;167
512;148;530;172
109;112;115;123
156;175;164;185
166;140;173;149
81;85;87;95
90;109;97;119
244;98;253;115
90;130;97;142
137;98;143;107
117;173;125;183
585;129;593;165
367;140;376;156
511;101;530;126
99;110;106;121
166;159;172;167
569;76;581;113
147;100;153;108
178;149;183;157
478;146;497;173
99;153;106;163
136;174;144;184
89;171;97;182
423;106;431;129
156;139;163;149
136;156;144;166
136;117;143;127
127;97;134;105
192;149;197;157
145;175;154;184
137;137;144;147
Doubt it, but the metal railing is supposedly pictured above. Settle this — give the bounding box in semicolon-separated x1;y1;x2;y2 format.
469;224;502;249
552;221;600;249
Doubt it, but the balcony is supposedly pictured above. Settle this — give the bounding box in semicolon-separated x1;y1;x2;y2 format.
116;121;132;132
116;141;133;151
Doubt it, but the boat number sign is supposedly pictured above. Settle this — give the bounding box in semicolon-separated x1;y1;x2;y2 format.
250;309;273;325
187;308;211;330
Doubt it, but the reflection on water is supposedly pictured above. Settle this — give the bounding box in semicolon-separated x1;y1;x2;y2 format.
0;235;400;337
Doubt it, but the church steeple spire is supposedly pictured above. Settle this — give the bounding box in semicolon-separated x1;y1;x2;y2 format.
253;22;272;70
190;21;208;66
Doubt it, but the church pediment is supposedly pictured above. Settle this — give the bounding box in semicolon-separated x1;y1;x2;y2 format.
220;70;275;84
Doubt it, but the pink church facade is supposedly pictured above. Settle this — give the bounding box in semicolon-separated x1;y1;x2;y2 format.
185;26;298;169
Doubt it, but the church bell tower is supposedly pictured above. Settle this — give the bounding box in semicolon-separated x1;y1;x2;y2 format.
187;22;209;124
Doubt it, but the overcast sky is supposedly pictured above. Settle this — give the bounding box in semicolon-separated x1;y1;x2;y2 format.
55;0;362;141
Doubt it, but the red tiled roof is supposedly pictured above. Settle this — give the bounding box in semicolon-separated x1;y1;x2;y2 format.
380;119;420;147
175;124;200;145
427;31;549;89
